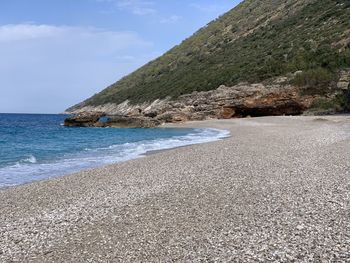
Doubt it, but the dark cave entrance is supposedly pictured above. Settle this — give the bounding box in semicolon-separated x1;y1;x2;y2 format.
232;102;306;118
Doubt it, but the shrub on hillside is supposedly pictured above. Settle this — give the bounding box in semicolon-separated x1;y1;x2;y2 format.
292;68;335;90
310;94;348;112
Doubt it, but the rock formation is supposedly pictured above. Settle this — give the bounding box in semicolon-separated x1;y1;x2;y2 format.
64;112;105;127
64;69;350;128
64;78;324;127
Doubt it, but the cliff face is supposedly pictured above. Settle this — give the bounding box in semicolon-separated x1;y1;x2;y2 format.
64;72;350;127
65;0;350;127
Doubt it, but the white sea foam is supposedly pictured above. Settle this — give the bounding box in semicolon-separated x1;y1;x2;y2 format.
20;155;37;164
0;128;229;188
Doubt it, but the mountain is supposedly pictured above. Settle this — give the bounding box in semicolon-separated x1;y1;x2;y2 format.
65;0;350;126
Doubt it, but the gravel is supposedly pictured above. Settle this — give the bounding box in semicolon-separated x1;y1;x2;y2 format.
1;116;350;262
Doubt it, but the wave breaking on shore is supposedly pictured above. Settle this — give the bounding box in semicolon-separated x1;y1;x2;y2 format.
0;128;229;188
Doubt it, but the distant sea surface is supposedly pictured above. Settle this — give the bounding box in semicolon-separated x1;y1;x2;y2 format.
0;113;229;188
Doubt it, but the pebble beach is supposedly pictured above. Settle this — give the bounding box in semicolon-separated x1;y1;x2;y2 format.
1;116;350;262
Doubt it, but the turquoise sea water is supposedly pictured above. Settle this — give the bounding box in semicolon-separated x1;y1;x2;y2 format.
0;113;229;188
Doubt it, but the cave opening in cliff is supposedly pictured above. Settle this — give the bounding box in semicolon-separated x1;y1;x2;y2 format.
234;103;305;118
234;107;283;117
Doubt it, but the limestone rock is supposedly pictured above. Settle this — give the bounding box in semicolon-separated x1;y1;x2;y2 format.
106;115;160;128
156;112;189;123
65;72;350;128
220;106;236;119
337;69;350;90
64;113;160;128
64;112;105;127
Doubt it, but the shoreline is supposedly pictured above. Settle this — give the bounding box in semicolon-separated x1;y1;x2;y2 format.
144;127;232;157
1;116;350;261
0;126;230;191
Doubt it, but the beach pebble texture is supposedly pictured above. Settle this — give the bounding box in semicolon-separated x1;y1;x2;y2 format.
0;116;350;262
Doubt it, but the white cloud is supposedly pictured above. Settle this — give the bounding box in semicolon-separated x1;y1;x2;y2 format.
0;24;156;113
160;15;182;24
118;0;156;15
0;24;65;42
0;24;152;50
97;0;156;15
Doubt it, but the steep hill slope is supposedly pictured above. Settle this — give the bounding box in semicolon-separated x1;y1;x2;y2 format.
68;0;350;112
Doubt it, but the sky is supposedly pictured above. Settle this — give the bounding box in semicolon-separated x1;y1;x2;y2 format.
0;0;241;113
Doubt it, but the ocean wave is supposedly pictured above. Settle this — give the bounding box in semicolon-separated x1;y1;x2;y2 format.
20;155;37;164
0;128;229;188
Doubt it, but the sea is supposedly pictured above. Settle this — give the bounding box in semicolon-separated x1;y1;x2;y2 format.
0;113;229;188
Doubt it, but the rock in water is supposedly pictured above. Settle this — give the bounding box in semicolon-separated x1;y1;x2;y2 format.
64;112;105;127
105;115;160;128
64;113;160;128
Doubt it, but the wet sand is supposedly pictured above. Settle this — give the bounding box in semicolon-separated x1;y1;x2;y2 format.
1;116;350;262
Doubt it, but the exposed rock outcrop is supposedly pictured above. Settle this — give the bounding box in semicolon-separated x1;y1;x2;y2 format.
64;112;105;127
64;113;160;128
66;69;350;128
104;115;160;128
172;83;308;120
65;79;320;127
337;69;350;90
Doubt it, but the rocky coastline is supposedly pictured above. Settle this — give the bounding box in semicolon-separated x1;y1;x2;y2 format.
65;73;350;128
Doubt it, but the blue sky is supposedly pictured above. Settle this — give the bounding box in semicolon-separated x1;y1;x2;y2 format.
0;0;241;113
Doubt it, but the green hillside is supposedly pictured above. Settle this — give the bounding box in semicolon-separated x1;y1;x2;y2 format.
73;0;350;109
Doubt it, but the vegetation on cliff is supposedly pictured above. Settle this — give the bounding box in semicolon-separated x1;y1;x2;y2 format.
70;0;350;110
